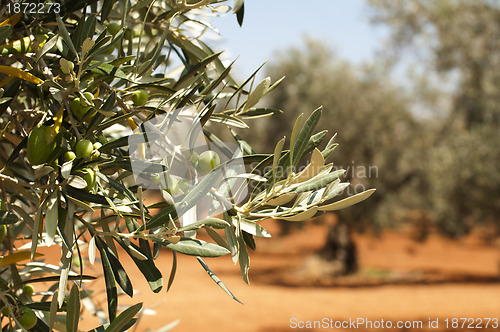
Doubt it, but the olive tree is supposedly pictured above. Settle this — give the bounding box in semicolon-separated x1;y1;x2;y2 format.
368;0;500;236
0;0;373;330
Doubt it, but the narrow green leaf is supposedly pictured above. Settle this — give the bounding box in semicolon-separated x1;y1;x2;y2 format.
35;33;59;63
137;22;170;76
21;275;96;284
291;170;345;193
87;62;128;80
233;0;244;13
267;192;296;206
236;1;245;26
177;218;230;233
281;206;318;221
237;231;250;284
81;37;95;59
177;166;223;216
66;283;80;332
49;291;59;330
66;187;109;205
61;160;73;179
80;14;97;51
115;239;163;293
242;231;256;250
209;113;249;128
302;130;328;158
322;181;349;202
105;303;143;332
319;188;376;211
238;107;282;119
292;107;322;166
272;137;285;184
197;257;242;303
239;219;271;238
95;236;133;297
44;194;58;246
229;128;255;155
95;236;117;321
56;14;78;57
89;236;96;265
154;237;230;257
31;207;43;260
173;52;222;89
244;77;270;111
321;134;339;160
224;217;239;264
0;210;19;224
101;0;113;21
204;227;230;250
167;251;177;292
289;114;303;156
10;205;33;228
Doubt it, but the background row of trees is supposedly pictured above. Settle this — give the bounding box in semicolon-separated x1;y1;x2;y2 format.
248;0;500;240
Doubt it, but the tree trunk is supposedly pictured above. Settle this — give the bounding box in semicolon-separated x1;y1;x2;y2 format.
318;220;358;275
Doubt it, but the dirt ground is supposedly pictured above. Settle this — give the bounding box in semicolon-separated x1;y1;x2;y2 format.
71;218;500;332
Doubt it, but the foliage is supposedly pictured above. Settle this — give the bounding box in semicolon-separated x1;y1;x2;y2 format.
0;1;372;330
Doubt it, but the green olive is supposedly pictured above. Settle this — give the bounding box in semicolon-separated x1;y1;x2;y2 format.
152;175;161;184
70;98;90;119
82;92;94;105
196;150;220;175
17;307;37;330
132;90;148;106
75;139;93;158
27;126;58;166
64;151;76;162
22;284;34;297
107;22;121;36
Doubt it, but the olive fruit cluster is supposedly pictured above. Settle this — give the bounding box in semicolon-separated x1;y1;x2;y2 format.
70;92;95;119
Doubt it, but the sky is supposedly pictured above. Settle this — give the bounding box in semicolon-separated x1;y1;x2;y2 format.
208;0;389;80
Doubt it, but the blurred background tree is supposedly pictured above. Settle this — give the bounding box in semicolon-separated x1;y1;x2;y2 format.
368;0;500;236
244;0;500;274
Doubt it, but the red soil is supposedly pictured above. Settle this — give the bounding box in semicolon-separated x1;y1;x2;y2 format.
66;218;500;332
